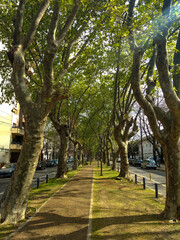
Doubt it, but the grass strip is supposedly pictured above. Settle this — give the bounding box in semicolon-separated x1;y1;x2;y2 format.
92;165;180;240
0;166;83;240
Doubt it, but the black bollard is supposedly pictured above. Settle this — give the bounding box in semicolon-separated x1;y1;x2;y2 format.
135;174;137;184
155;183;158;198
143;177;146;189
37;178;40;189
46;175;48;183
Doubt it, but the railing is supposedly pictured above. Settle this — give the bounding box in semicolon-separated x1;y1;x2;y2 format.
10;143;22;150
11;127;24;135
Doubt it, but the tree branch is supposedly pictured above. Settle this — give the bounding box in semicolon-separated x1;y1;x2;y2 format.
63;16;91;68
127;0;136;50
156;30;180;112
56;1;81;46
22;0;50;51
131;48;164;144
47;0;60;45
13;0;25;45
128;120;138;140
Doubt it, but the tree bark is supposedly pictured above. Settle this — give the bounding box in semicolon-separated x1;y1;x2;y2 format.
162;140;180;219
73;142;78;170
106;141;110;166
0;118;46;224
114;119;138;176
118;141;129;178
82;150;84;165
112;152;117;171
56;126;69;178
79;144;83;165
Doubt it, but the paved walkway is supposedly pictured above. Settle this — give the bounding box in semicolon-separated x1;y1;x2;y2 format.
9;164;95;240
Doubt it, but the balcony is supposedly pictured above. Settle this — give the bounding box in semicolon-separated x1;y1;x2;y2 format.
10;143;22;151
11;127;24;136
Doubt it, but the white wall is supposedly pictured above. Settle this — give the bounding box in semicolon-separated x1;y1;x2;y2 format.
138;139;153;158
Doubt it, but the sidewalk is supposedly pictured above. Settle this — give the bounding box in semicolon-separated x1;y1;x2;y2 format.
9;164;95;240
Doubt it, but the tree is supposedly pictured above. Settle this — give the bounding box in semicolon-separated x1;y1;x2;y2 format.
112;42;139;178
0;0;103;224
103;4;139;178
128;0;180;219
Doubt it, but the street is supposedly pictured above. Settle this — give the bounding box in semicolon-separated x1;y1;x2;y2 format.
0;163;166;201
0;163;73;200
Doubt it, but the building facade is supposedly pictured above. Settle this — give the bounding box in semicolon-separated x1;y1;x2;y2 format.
0;103;24;164
0;103;13;164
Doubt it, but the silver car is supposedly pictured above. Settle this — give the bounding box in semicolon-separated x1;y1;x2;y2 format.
0;163;16;178
141;160;157;169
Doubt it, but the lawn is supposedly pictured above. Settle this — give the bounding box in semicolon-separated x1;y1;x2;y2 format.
92;165;180;240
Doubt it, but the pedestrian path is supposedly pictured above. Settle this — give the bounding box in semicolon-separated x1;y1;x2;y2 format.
9;164;95;240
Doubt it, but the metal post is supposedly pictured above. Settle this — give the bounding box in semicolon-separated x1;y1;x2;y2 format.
37;178;40;189
149;170;151;181
46;175;48;183
155;183;158;198
135;174;137;184
143;177;146;189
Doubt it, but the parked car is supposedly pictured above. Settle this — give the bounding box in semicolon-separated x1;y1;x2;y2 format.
141;159;157;169
46;160;55;167
67;157;74;163
53;159;58;166
147;156;161;166
0;163;16;178
133;156;143;167
128;158;135;165
36;161;46;170
117;157;121;163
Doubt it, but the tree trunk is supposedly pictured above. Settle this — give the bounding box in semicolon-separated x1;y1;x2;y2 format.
82;151;84;165
106;143;110;166
79;145;83;165
73;143;78;170
140;116;144;160
112;152;117;171
0;119;46;224
114;127;130;177
103;149;106;164
56;127;68;178
162;140;180;219
118;142;130;178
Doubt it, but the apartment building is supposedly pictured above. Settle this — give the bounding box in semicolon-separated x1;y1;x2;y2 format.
10;107;24;163
0;103;13;163
0;103;24;164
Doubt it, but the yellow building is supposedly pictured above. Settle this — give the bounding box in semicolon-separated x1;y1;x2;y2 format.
0;104;13;164
0;104;24;164
10;106;24;162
